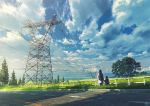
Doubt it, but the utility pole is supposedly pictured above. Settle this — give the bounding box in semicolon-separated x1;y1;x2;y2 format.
23;16;61;85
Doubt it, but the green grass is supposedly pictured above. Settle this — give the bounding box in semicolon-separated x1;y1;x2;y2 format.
1;76;150;90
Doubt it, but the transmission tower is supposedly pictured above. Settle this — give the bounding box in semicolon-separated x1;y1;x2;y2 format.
23;16;61;85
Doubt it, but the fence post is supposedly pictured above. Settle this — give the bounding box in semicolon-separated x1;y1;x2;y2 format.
95;80;97;86
115;79;117;87
143;77;146;86
128;78;130;86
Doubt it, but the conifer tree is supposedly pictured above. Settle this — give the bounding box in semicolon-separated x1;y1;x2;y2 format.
9;70;17;85
57;75;59;83
18;78;22;85
21;75;25;85
62;76;65;82
0;59;9;84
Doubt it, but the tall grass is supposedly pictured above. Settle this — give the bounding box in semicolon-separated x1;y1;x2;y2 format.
1;76;150;90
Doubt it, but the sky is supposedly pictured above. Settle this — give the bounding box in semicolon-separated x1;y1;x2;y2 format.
0;0;150;79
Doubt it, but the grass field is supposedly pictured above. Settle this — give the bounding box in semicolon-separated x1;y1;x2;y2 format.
1;76;150;90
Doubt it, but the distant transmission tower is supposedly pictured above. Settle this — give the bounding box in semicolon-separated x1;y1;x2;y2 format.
23;16;61;85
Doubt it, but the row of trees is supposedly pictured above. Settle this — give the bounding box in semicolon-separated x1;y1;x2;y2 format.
0;59;65;85
0;57;143;86
0;59;25;85
53;75;65;83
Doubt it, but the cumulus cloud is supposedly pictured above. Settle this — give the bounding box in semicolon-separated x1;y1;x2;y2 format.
110;0;150;53
0;31;28;54
62;38;77;45
65;0;112;31
113;0;150;25
71;0;150;70
0;0;45;31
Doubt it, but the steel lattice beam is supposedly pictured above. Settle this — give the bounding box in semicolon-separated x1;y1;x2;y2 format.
23;16;61;85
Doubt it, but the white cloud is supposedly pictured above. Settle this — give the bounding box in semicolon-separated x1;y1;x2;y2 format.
0;31;28;52
142;51;148;55
110;0;150;55
65;0;150;73
0;0;45;31
66;0;112;31
127;52;134;57
0;31;22;42
49;42;82;72
113;0;150;26
80;19;97;40
79;19;107;49
0;32;28;78
78;0;150;61
58;38;77;45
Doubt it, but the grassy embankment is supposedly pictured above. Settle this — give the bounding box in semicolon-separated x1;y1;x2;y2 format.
1;76;150;90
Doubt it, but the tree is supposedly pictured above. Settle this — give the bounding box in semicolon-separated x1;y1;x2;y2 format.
62;76;65;82
18;78;22;85
21;75;25;85
0;71;2;85
0;59;9;84
98;70;104;85
9;70;17;85
54;79;57;84
0;70;2;82
57;75;59;83
112;57;141;77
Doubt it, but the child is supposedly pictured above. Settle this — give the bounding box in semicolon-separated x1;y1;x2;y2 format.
105;76;110;85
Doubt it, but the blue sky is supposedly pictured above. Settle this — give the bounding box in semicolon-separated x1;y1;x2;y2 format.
0;0;150;78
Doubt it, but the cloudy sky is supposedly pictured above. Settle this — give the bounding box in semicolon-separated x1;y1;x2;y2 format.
0;0;150;78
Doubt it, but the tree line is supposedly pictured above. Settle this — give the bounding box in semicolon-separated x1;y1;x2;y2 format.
0;59;25;86
0;57;145;86
53;75;65;83
0;59;65;85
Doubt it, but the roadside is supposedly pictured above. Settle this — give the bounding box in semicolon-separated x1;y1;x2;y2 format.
27;89;150;106
1;89;150;106
0;90;84;106
27;89;109;106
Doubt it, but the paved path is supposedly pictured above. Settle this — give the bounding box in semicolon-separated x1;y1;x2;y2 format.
0;90;83;106
1;89;150;106
28;90;107;106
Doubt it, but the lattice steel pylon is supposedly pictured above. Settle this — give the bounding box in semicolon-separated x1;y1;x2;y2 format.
23;16;61;85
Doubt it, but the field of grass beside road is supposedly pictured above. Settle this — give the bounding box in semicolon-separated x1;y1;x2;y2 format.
1;76;150;90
